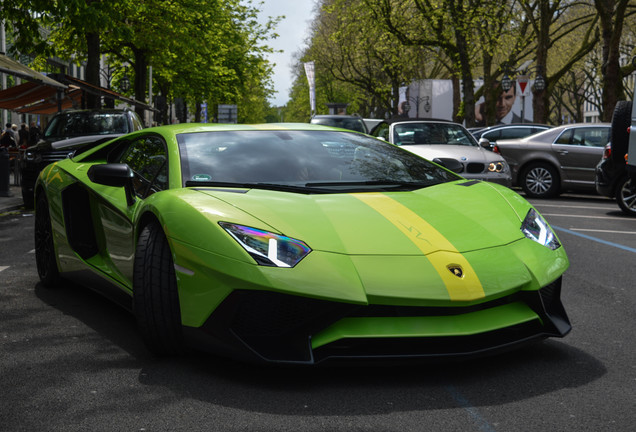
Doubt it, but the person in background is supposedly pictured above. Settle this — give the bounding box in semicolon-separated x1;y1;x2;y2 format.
1;124;16;148
28;121;41;146
19;123;29;149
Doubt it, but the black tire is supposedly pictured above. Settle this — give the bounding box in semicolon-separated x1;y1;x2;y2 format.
610;100;631;162
34;193;61;286
520;162;560;198
133;222;184;355
615;177;636;216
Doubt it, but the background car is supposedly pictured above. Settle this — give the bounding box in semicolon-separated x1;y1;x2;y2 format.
309;114;368;133
471;123;552;150
495;123;611;198
596;101;636;215
20;108;144;208
34;123;570;364
370;118;511;186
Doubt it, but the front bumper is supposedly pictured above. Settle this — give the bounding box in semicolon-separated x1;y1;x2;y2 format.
183;277;570;364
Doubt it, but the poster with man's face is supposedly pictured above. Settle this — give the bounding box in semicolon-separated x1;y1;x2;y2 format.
475;80;533;126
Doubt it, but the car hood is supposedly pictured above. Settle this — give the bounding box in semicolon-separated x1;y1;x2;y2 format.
399;144;505;162
194;180;526;255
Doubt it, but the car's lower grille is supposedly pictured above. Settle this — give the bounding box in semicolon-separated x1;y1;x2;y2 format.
466;162;485;173
198;278;569;364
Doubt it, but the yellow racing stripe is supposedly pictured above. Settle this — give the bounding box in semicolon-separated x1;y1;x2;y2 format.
353;193;485;301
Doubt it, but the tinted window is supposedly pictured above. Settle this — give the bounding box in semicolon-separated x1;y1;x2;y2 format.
498;127;534;140
178;130;460;191
118;135;168;198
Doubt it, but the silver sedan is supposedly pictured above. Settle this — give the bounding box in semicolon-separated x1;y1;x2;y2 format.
495;123;610;198
370;119;512;187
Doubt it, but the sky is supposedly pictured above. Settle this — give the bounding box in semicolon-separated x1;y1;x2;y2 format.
257;1;317;106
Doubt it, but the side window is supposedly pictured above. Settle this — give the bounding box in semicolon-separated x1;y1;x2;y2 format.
118;135;168;198
581;127;610;147
482;130;501;141
500;127;532;139
555;129;573;145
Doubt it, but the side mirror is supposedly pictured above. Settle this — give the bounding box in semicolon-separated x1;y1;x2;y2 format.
87;163;136;206
479;137;494;150
432;157;464;174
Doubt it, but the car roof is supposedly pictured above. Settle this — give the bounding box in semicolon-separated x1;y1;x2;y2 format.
379;117;460;125
133;122;356;136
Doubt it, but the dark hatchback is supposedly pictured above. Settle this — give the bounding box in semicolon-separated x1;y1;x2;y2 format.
21;109;144;208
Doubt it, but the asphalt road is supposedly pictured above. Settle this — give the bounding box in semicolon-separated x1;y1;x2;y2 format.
1;193;636;431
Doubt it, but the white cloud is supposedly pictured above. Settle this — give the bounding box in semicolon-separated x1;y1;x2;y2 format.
257;1;316;106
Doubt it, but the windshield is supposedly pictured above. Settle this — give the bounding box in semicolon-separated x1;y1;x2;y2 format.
178;130;460;192
393;123;478;147
44;112;130;139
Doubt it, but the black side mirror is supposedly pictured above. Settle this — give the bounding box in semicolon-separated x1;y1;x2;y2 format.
87;163;136;206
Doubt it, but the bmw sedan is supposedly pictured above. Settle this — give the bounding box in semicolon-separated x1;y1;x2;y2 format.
370;118;512;186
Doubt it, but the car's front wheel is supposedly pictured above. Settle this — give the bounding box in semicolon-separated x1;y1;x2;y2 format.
615;177;636;216
34;193;61;287
521;163;560;198
133;221;184;355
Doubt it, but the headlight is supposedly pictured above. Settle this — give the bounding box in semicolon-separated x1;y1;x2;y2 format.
521;209;560;250
488;161;507;173
219;222;311;268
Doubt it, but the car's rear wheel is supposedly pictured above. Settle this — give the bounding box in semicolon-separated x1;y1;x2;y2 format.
615;177;636;216
133;221;184;355
521;163;560;198
610;101;632;162
34;193;61;286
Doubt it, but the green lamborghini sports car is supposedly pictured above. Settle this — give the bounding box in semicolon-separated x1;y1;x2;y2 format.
34;123;571;364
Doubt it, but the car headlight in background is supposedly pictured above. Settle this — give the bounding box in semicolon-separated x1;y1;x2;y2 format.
219;222;311;268
488;161;507;173
521;209;560;250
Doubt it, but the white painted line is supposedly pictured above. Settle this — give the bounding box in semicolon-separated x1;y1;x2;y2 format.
28;249;35;254
570;228;636;234
534;203;616;210
0;266;8;272
542;213;635;221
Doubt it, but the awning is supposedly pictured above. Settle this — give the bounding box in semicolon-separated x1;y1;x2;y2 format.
52;74;157;112
0;53;67;89
0;73;157;114
0;81;81;114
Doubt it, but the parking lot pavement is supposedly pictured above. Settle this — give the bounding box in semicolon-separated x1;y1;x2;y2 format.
0;183;23;213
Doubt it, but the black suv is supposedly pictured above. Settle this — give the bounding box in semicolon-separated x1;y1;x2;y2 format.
21;109;144;208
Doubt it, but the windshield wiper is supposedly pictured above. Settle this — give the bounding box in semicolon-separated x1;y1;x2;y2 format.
185;181;321;193
304;180;438;190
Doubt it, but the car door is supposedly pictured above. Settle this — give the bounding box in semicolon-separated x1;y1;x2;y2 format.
95;134;169;287
551;126;609;185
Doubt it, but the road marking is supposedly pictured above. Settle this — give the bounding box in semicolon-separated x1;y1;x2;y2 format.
542;213;635;221
534;203;616;210
445;385;496;432
0;266;8;272
570;228;636;235
553;226;636;254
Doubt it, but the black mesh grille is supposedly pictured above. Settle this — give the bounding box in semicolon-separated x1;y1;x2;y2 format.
466;162;485;173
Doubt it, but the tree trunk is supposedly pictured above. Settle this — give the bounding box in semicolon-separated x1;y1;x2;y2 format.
133;47;148;119
85;32;101;109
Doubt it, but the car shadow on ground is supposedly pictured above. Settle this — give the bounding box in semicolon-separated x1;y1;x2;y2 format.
33;279;606;417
